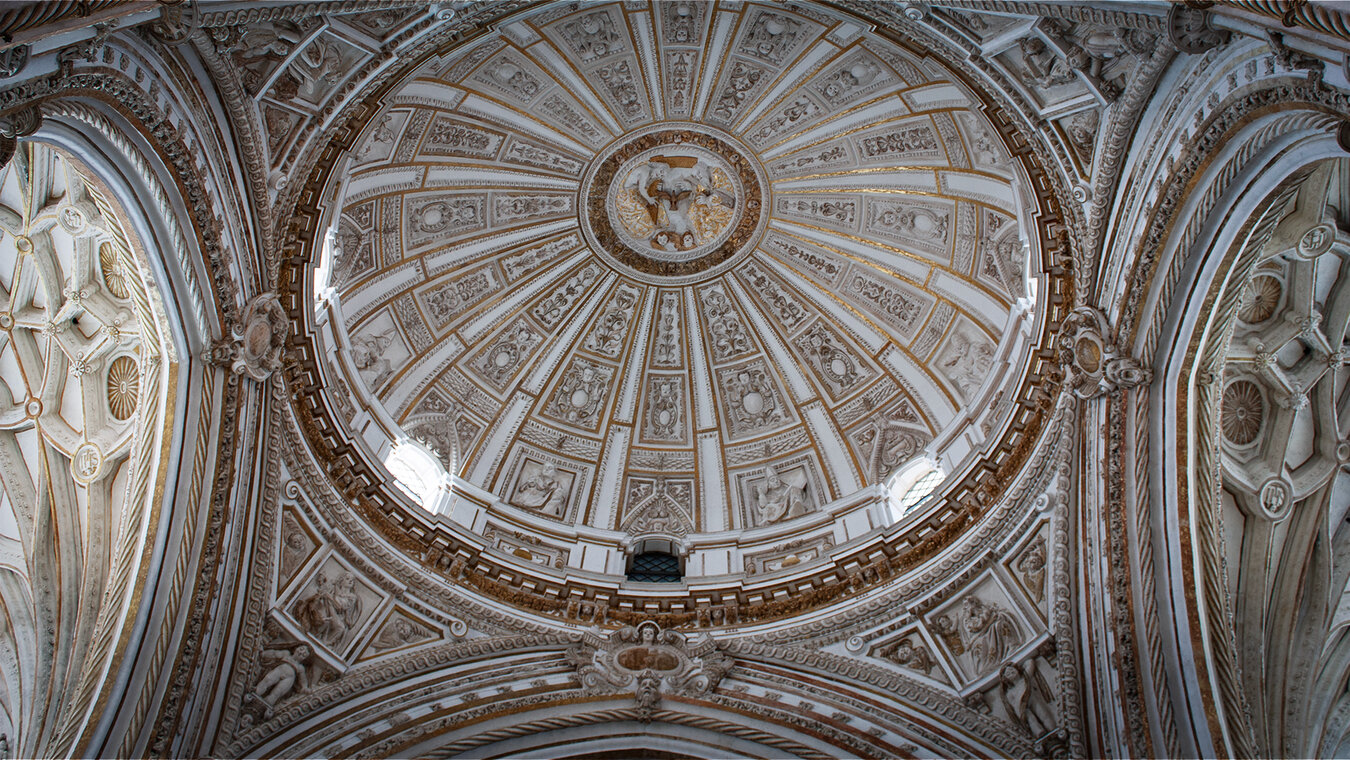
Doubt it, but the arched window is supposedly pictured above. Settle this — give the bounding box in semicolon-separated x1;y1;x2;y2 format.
887;457;945;521
383;440;446;509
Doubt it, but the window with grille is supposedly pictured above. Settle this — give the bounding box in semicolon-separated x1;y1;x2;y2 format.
627;551;682;583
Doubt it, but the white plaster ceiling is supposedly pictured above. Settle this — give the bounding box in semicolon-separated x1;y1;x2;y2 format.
322;0;1040;537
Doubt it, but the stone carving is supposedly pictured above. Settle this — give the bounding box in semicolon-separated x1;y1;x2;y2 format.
870;202;948;245
1056;306;1151;398
481;56;542;101
273;35;351;104
98;242;131;299
859;126;939;158
245;643;312;718
1238;275;1282;323
817;54;887;106
410;197;483;237
1167;5;1230;54
0;44;29;79
540;93;603;145
719;363;785;436
492;194;571;225
662;2;701;45
349;329;396;389
567;622;732;722
559;10;625;62
503;139;584;175
651;292;683;367
422;117;502;158
764;235;842;282
755;465;811;524
1015;540;1048;604
998;657;1058;737
215;293;288;381
842;270;925;336
293;571;363;649
701;286;753;362
645;376;684;441
471;320;543;389
1220;380;1264;446
712;60;764;122
596;60;644;121
278;513;312;585
664;50;697;115
741;12;802;65
615;150;736;255
545;358;613;429
853;402;927;481
1295;222;1337;259
510;461;570;518
937;328;995;402
888;638;935;675
1267;31;1324;86
105;356;139;420
422;269;496;328
939;596;1022;675
794;322;864;396
585;285;641;357
778;197;855;225
532;262;601;329
502;235;578;281
740;262;807;330
368;615;434;654
750;95;821;147
622;478;694;536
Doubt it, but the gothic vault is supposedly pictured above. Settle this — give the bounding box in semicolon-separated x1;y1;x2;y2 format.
0;1;1348;758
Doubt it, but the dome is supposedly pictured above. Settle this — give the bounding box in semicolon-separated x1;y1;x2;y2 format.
293;0;1062;616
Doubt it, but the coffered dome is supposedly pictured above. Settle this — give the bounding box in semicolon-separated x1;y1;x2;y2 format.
312;0;1045;574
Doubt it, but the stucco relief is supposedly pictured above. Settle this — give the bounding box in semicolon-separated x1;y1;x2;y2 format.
568;623;732;722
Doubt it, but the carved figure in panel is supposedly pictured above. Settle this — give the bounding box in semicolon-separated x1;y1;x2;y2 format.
755;465;812;524
937;328;996;402
1015;539;1048;604
477;56;543;102
246;644;312;716
511;461;571;518
960;596;1023;674
816;53;889;107
596;60;645;122
662;1;702;45
293;571;363;650
622;478;694;536
616;152;736;255
998;658;1058;737
545;359;613;429
349;328;397;389
368;615;434;654
278;512;315;588
888;637;935;675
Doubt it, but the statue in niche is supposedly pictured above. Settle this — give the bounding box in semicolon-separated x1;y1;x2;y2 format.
293;571;363;649
512;462;568;518
248;644;311;715
961;596;1022;673
755;465;810;524
999;660;1057;736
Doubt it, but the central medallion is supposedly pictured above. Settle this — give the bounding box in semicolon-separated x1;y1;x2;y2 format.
581;125;768;282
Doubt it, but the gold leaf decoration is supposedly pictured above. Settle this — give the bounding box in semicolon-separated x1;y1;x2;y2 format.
106;355;140;421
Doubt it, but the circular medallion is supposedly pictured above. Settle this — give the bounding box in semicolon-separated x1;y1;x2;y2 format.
581;124;768;282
